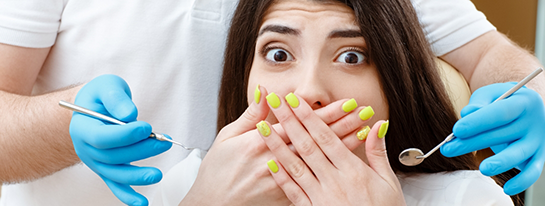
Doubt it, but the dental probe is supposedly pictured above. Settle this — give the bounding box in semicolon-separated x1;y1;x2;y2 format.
59;100;196;150
399;67;544;166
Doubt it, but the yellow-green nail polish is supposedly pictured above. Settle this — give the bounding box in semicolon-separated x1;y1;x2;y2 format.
357;126;371;140
285;93;299;108
267;159;279;173
256;121;271;137
378;120;389;138
359;106;375;121
266;93;281;108
254;84;261;104
342;98;358;113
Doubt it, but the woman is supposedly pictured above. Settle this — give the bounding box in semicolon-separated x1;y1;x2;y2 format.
153;0;513;205
216;0;513;205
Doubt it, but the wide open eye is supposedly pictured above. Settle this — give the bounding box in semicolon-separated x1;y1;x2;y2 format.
336;51;365;64
266;48;294;62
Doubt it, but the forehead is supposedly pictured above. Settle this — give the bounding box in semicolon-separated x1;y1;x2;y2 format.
262;0;358;29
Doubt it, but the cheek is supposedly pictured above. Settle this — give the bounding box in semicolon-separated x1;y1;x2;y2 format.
247;59;263;105
247;82;257;106
347;78;388;118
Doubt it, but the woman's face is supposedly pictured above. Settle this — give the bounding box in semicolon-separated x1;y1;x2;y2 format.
247;0;388;155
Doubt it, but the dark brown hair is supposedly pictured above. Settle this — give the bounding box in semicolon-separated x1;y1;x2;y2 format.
218;0;477;174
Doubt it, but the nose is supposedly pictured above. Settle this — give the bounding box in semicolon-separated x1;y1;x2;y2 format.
293;64;331;110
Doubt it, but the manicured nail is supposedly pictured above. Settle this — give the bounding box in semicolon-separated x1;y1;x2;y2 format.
378;120;389;138
256;121;271;137
266;93;281;108
357;126;371;140
342;98;358;113
359;106;374;121
254;84;261;104
267;159;279;173
285;93;299;108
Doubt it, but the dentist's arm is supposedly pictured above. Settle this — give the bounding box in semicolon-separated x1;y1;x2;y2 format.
440;30;545;195
442;31;545;95
0;43;81;183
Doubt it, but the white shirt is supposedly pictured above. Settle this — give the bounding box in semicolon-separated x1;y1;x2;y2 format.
0;0;495;205
399;171;514;206
154;150;513;206
412;0;496;56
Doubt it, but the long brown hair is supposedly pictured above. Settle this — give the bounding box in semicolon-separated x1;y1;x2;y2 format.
218;0;477;173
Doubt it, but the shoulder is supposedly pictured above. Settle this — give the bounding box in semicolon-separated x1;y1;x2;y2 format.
399;170;513;206
0;0;65;48
410;0;496;56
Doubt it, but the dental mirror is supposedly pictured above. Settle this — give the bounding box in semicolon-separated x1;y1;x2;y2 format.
399;67;543;166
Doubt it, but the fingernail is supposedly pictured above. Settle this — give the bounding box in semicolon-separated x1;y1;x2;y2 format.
254;84;261;104
342;98;358;113
266;93;281;108
285;93;299;108
267;159;279;173
357;126;371;140
359;106;374;121
378;120;389;138
256;121;271;137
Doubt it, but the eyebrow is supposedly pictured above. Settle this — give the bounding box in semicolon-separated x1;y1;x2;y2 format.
258;25;363;39
259;25;300;36
328;29;363;38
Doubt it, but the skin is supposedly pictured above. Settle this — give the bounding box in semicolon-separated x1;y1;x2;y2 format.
247;0;388;160
180;89;371;205
246;1;407;205
0;0;543;204
442;31;545;96
0;43;81;183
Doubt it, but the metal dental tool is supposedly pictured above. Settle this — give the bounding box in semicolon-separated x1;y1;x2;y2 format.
399;67;544;166
59;100;196;150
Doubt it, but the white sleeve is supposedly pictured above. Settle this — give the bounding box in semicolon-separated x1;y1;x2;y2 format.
412;0;497;56
0;0;65;48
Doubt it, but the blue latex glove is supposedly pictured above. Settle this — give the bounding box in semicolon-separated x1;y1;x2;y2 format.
441;82;545;195
69;74;172;206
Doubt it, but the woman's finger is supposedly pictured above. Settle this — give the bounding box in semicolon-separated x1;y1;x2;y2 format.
286;93;358;169
256;121;320;193
313;98;353;123
266;159;312;206
217;85;270;140
328;106;374;138
274;100;368;144
265;92;337;181
340;124;372;151
334;105;374;151
273;105;371;154
365;120;399;186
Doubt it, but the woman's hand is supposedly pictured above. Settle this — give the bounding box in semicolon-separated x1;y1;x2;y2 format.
181;87;373;205
259;92;406;206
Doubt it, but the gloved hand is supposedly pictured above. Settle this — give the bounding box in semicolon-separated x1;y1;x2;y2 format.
69;74;172;206
441;82;545;195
